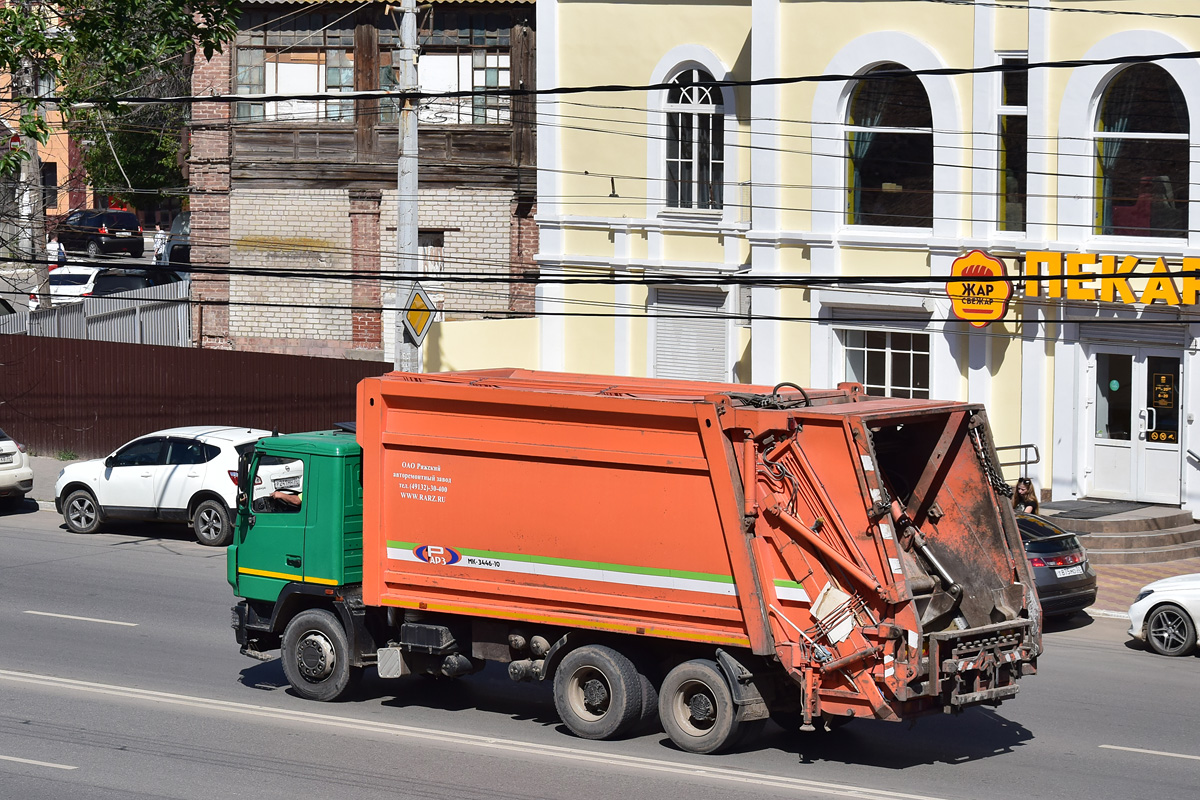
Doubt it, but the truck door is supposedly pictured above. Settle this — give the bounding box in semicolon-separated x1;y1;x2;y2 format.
234;454;308;602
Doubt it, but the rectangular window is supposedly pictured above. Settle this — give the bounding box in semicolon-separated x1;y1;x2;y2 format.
40;162;58;211
419;231;445;273
841;329;930;399
234;11;355;122
382;10;513;126
998;56;1028;232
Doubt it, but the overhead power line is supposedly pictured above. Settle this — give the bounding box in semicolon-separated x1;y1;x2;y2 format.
30;48;1200;106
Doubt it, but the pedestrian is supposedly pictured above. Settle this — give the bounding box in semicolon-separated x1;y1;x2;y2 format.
1012;477;1039;515
153;223;169;265
48;233;66;269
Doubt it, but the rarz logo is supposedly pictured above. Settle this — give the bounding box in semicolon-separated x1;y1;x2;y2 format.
414;545;461;566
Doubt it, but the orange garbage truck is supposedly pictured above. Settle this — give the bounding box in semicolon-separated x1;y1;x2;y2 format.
228;369;1040;753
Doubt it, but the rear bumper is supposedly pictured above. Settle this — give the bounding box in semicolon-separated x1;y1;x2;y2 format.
929;619;1038;711
97;235;142;254
0;466;34;496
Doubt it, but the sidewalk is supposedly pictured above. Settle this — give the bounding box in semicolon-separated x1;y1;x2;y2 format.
27;453;81;505
21;456;1200;616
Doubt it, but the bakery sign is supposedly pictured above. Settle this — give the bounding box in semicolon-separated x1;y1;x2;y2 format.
947;250;1012;327
1023;251;1200;305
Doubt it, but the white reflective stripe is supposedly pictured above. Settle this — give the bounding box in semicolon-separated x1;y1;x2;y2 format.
889;557;903;574
860;455;875;472
774;584;811;602
385;547;737;596
907;629;919;648
884;666;895;677
883;654;894;664
871;488;882;502
879;522;893;540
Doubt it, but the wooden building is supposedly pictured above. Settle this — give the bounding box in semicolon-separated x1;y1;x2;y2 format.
189;0;536;359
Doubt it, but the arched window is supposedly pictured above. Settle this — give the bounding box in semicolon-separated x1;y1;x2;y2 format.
846;64;933;227
666;69;724;210
1095;65;1188;238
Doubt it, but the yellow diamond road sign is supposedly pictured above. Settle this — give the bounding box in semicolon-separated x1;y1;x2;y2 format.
402;283;436;346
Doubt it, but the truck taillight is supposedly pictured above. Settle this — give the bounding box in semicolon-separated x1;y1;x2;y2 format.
98;225;108;234
228;470;239;484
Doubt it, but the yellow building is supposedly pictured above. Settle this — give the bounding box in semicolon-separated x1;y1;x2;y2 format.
426;1;1200;513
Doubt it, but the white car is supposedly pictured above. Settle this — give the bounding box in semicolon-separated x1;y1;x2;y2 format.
1127;573;1200;657
54;426;270;546
0;428;34;507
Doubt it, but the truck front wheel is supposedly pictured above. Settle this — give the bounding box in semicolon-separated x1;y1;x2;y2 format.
658;659;742;754
281;609;361;701
553;645;643;740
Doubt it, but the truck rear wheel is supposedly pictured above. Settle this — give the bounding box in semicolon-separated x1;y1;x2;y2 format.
553;645;643;740
658;659;741;754
281;609;361;701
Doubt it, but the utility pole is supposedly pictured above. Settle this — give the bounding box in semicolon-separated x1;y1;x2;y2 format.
394;0;421;371
16;0;49;308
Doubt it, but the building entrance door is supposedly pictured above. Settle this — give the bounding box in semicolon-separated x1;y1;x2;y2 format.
1088;347;1182;504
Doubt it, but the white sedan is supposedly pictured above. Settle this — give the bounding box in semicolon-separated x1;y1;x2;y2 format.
55;426;270;546
1128;573;1200;657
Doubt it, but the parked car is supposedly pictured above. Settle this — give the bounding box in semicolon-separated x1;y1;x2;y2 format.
1128;573;1200;657
57;209;144;258
29;266;182;310
0;297;15;315
54;426;271;546
0;428;34;508
165;211;189;266
1016;512;1097;618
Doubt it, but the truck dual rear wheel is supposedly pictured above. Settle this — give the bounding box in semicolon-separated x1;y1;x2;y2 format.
281;609;361;701
658;659;741;754
553;645;643;740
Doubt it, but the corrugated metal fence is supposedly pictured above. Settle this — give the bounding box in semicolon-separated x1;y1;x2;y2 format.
0;282;191;346
0;335;390;457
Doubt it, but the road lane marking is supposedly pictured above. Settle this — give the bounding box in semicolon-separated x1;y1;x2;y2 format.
23;611;138;627
1100;745;1200;762
0;754;78;770
0;669;942;800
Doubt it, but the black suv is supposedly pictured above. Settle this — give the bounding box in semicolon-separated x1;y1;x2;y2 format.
58;209;145;258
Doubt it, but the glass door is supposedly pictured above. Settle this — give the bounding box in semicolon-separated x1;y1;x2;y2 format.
1137;354;1182;504
1088;347;1182;504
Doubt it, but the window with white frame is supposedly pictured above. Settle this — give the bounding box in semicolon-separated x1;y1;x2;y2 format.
840;329;929;398
665;69;724;211
845;64;932;227
234;11;355;122
998;56;1028;232
1094;64;1188;238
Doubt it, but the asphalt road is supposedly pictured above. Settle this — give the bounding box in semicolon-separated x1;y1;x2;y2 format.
1;506;1197;800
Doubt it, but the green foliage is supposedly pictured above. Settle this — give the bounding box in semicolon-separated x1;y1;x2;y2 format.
1;0;239;178
56;449;78;461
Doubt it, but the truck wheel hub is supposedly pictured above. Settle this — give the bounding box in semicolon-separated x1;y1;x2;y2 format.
297;632;336;680
687;692;715;722
582;677;609;712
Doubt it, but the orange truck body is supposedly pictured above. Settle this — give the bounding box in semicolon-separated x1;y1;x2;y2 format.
358;369;1040;725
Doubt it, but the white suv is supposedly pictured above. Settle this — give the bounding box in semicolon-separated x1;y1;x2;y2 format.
55;426;270;546
0;428;34;507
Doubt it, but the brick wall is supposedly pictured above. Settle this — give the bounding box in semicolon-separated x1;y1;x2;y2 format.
380;187;514;319
227;189;356;356
188;47;232;349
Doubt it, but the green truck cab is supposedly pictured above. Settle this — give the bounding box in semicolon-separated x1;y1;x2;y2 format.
228;431;375;694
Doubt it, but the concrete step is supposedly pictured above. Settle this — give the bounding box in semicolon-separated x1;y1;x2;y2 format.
1085;539;1200;565
1044;507;1194;534
1077;523;1200;552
